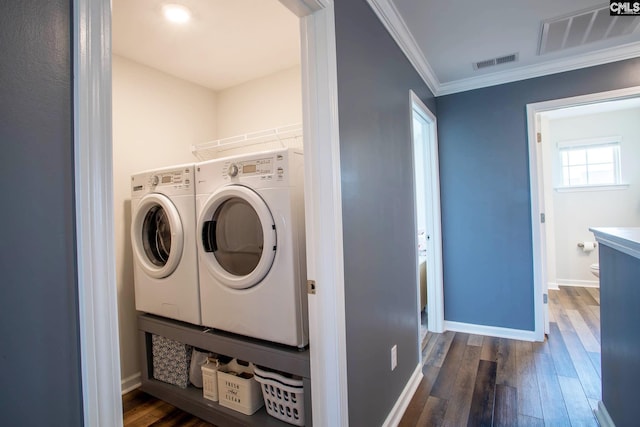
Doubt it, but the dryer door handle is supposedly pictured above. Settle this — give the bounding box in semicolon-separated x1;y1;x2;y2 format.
202;220;217;253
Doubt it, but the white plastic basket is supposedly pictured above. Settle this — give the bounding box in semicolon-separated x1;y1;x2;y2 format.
254;366;305;426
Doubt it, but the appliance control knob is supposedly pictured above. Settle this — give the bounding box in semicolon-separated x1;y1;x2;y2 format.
151;175;159;186
228;164;239;177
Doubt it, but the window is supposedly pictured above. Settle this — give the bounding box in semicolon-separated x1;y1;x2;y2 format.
558;137;621;188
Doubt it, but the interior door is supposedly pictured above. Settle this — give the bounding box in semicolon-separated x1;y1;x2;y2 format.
536;113;550;335
413;112;429;313
411;91;445;335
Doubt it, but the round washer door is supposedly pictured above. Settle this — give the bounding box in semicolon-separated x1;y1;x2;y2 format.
131;193;184;279
198;185;276;290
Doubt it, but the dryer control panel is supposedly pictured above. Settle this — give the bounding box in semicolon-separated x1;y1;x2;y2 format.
222;154;286;182
196;149;299;193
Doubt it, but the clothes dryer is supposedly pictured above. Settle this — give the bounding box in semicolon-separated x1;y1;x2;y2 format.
131;164;201;325
196;148;308;347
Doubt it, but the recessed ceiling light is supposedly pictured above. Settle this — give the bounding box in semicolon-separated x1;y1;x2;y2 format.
162;4;191;24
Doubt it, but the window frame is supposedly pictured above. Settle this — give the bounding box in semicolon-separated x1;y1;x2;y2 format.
555;136;626;192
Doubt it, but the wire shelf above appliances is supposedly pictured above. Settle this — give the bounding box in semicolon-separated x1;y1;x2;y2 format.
192;123;303;161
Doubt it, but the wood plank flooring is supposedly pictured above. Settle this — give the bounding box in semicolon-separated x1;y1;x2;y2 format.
122;388;214;427
400;286;601;427
122;286;600;426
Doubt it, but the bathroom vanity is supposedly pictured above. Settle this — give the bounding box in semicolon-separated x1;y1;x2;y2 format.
589;227;640;427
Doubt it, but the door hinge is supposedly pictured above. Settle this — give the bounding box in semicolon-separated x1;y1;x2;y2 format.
543;293;548;304
537;132;542;143
307;280;316;295
540;213;546;223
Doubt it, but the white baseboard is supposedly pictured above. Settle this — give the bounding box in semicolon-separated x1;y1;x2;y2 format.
382;363;423;427
556;279;600;288
444;321;538;342
595;400;616;427
548;282;560;290
121;372;141;395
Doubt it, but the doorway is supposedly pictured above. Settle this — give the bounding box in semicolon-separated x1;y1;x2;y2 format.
74;1;347;425
527;85;640;339
111;0;304;394
410;91;444;346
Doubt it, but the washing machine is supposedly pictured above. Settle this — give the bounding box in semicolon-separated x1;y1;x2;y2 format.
195;148;308;348
131;164;201;325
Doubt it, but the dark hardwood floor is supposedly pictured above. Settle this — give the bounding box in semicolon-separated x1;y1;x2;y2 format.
122;387;215;427
400;286;601;427
122;286;600;426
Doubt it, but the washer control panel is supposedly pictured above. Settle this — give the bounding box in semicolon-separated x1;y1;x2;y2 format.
132;167;192;193
150;168;191;187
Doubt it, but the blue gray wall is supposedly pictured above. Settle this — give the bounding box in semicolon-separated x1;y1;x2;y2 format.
335;0;436;425
0;2;83;425
598;244;640;427
436;58;640;330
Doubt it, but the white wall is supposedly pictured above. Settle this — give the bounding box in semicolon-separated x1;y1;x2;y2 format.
112;55;217;388
215;65;302;140
112;58;303;389
546;107;640;286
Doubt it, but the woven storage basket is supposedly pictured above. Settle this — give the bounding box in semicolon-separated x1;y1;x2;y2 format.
151;334;192;389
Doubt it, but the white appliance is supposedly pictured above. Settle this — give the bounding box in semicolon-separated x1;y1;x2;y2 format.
195;148;308;347
131;164;201;325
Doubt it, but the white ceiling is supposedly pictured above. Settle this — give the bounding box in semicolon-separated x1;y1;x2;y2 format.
112;0;300;91
113;1;640;96
375;0;640;94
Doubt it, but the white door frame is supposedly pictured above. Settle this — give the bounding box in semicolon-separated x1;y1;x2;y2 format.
297;2;350;426
410;91;445;338
527;85;640;341
74;0;123;425
74;0;348;425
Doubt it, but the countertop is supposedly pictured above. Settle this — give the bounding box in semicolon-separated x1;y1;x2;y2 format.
590;227;640;260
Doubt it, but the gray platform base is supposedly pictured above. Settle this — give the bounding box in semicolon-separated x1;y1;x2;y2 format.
138;313;312;426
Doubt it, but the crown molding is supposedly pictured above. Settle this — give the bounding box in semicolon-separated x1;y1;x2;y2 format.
367;0;640;97
438;41;640;95
366;0;439;95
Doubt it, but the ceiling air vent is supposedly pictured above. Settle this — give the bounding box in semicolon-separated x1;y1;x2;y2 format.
473;53;518;70
539;5;640;55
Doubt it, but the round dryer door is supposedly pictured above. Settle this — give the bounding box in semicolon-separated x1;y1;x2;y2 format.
131;193;184;279
198;185;276;290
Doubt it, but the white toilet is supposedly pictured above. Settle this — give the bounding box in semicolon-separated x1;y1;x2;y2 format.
590;263;600;278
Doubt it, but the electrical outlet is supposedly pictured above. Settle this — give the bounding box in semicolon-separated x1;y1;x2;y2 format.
391;345;398;371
